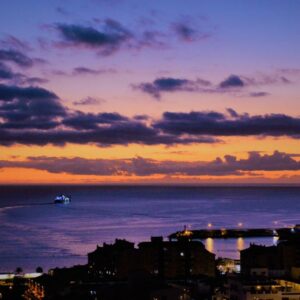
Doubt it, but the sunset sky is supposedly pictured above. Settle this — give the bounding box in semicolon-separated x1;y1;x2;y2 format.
0;0;300;184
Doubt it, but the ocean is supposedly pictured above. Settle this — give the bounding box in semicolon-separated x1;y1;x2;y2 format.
0;185;299;272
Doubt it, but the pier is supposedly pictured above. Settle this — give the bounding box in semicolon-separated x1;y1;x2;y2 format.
169;225;300;241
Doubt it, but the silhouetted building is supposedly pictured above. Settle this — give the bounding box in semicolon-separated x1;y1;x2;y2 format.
241;244;282;277
280;238;300;280
88;239;138;280
88;237;215;281
139;236;215;279
241;238;300;279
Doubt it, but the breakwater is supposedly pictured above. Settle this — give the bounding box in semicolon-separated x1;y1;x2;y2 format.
169;226;300;240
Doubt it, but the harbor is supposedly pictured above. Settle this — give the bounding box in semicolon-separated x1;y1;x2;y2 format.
169;225;300;241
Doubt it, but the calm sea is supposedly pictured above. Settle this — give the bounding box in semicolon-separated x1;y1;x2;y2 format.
0;185;299;272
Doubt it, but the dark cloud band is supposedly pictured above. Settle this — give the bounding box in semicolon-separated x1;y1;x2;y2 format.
1;83;300;146
0;151;299;177
154;110;300;137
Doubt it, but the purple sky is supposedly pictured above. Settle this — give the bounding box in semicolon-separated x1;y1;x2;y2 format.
0;0;300;184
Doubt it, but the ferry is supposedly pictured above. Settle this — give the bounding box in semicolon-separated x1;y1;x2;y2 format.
54;195;71;204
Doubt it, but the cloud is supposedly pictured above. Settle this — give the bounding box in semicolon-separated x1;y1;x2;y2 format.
219;75;244;88
0;84;66;130
278;68;300;76
242;74;291;86
231;151;300;171
0;151;299;177
0;84;58;102
0;46;48;86
53;16;213;56
73;96;105;106
56;6;69;16
0;63;15;80
55;20;132;55
173;23;197;41
172;22;211;42
72;66;116;75
62;111;129;130
22;77;48;85
0;84;218;146
2;83;300;147
0;49;33;67
0;123;217;146
51;70;68;76
55;21;167;55
154;110;300;137
51;67;116;77
249;91;270;97
0;62;48;86
133;77;211;99
0;35;32;52
133;114;150;121
134;72;292;98
138;30;166;49
226;108;239;118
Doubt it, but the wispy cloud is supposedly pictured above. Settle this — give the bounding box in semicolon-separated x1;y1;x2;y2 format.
0;63;48;86
0;49;34;68
134;72;291;98
0;35;32;52
72;66;116;75
133;77;211;99
73;96;105;106
172;21;211;42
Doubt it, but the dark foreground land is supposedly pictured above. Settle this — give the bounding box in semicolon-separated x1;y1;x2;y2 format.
2;229;300;299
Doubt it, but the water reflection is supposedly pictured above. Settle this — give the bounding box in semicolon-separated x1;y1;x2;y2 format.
273;236;279;245
237;237;245;251
203;237;275;259
205;238;214;253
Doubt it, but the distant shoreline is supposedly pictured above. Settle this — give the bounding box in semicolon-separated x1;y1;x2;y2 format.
0;184;300;187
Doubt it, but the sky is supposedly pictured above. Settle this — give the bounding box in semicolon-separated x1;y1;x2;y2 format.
0;0;300;184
